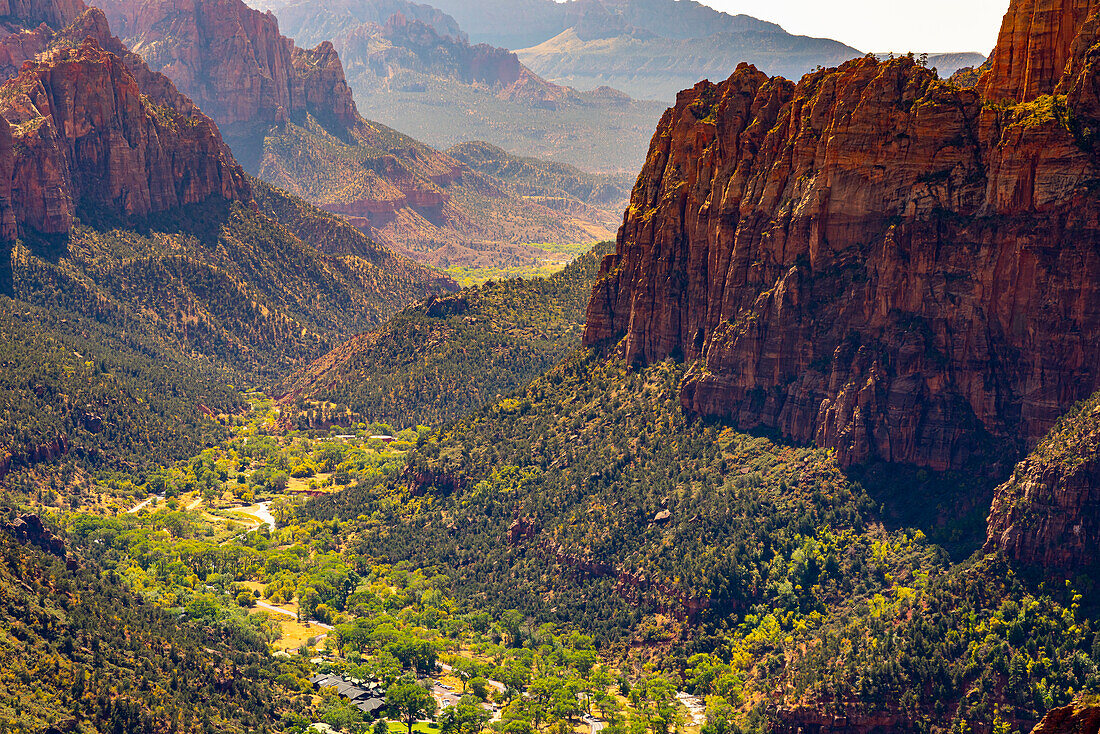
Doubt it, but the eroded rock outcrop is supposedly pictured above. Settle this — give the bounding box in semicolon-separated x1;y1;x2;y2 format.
986;391;1100;571
0;36;249;237
4;514;66;558
1029;700;1100;734
96;0;362;138
585;0;1100;472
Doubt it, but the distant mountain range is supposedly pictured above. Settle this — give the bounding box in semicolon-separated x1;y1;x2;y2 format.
96;0;625;266
412;0;861;101
248;0;668;173
413;0;807;50
516;26;860;102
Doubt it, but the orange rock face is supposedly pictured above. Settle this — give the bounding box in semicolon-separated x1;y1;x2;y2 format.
1028;701;1100;734
585;0;1100;472
981;0;1099;103
0;36;249;236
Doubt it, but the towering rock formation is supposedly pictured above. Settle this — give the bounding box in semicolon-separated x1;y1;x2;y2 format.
585;0;1100;472
0;35;249;237
95;0;362;144
981;0;1098;104
0;1;251;242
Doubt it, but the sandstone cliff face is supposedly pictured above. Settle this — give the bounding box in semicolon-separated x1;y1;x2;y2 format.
0;0;83;30
0;36;249;236
1028;700;1100;734
96;0;361;139
585;0;1100;472
986;391;1100;571
981;0;1098;104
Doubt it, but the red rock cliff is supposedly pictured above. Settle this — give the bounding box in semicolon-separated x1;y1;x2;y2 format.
1028;700;1100;734
981;0;1098;103
0;35;249;237
95;0;361;137
986;390;1100;571
585;0;1100;472
0;0;83;30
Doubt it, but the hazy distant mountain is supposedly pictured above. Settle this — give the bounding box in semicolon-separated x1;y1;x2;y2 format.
420;0;792;49
518;27;860;102
249;0;465;46
245;2;666;173
412;0;859;102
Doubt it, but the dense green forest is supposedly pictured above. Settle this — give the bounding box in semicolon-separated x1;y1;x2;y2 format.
305;351;1100;732
0;399;704;734
0;520;310;734
278;242;614;429
0;190;450;478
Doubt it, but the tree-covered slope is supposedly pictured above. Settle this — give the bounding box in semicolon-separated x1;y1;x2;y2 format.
277;242;614;428
1;192;452;478
446;141;633;213
303;348;1100;732
0;523;309;734
257;114;614;266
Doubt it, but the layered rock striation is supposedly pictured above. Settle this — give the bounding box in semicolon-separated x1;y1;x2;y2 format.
585;0;1100;472
96;0;361;140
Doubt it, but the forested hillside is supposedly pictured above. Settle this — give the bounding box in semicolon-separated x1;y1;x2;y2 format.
307;350;1100;732
278;242;614;428
0;520;309;734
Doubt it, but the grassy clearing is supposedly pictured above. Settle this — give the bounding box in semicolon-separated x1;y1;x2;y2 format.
444;261;568;287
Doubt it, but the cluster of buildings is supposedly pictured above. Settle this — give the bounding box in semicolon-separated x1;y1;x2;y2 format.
309;673;385;717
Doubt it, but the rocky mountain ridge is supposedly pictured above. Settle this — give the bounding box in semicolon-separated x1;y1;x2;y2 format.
585;0;1100;476
94;0;619;266
0;6;250;244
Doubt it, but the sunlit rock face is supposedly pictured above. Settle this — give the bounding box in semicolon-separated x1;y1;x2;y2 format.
586;0;1100;473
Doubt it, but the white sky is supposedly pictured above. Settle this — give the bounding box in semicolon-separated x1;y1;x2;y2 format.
695;0;1010;54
